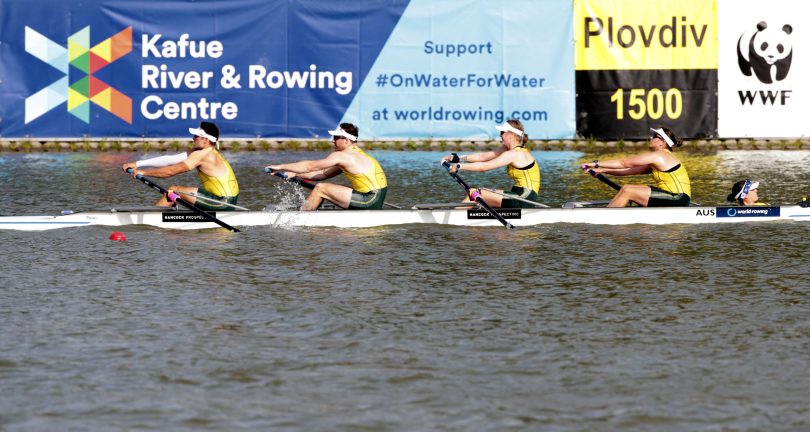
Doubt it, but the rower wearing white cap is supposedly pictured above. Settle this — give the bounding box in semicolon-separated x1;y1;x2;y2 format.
265;123;388;211
442;119;541;208
580;126;691;207
727;179;764;205
121;121;240;210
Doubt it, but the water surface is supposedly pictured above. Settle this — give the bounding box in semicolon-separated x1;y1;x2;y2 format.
1;150;809;431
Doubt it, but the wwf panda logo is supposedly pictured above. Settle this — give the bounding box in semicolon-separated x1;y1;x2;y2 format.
737;21;793;84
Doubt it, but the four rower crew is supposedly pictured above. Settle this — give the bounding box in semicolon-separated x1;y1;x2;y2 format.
122;121;240;210
579;127;691;207
265;123;388;211
123;122;779;213
442;120;541;208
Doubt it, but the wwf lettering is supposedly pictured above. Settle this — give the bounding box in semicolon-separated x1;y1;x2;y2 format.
738;90;791;106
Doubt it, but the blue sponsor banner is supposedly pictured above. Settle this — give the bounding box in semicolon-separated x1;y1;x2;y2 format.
0;0;574;139
0;0;407;138
342;0;576;139
716;206;781;218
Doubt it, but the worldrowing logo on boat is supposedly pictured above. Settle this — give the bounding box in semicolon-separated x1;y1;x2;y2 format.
716;207;780;218
24;26;133;124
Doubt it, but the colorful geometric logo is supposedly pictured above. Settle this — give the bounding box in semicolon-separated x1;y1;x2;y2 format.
25;26;133;124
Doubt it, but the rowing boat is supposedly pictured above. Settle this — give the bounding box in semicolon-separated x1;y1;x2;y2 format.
1;203;808;231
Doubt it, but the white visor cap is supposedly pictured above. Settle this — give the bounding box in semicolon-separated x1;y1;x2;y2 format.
189;127;218;143
650;128;674;148
496;122;524;137
328;126;357;142
735;180;760;200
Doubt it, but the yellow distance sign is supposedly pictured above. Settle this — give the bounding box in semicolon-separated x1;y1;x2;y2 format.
575;0;718;70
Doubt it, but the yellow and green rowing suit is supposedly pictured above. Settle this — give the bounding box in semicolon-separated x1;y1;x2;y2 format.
196;150;239;210
648;160;691;207
501;147;541;208
342;147;388;209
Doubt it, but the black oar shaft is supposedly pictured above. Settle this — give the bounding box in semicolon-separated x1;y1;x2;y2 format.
264;167;315;189
586;169;621;191
127;169;240;232
442;161;514;229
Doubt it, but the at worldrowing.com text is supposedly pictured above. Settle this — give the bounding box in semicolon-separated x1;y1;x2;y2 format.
373;106;548;124
375;73;546;88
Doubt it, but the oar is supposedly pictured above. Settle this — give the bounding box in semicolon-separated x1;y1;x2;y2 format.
583;167;621;191
126;169;240;232
263;167;318;190
264;167;402;209
441;161;514;229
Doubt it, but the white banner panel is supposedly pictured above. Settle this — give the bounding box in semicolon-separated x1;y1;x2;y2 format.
718;0;810;138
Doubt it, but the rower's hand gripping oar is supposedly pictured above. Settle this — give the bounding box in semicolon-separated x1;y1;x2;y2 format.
441;161;514;229
125;168;240;232
263;167;317;190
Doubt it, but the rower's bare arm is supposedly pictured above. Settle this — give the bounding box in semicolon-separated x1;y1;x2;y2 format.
274;153;342;175
467;146;506;162
271;160;316;174
125;152;189;172
143;162;192;178
597;152;661;170
136;153;198;178
297;166;341;180
623;152;662;168
460;151;514;172
601;165;651;176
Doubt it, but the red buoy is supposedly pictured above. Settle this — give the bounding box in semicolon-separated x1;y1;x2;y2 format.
109;231;127;242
